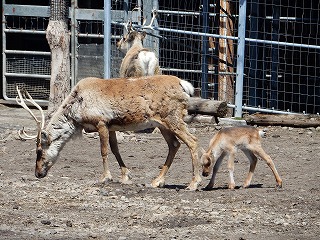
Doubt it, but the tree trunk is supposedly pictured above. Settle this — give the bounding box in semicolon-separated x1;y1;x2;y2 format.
46;20;70;119
244;113;320;128
188;97;228;117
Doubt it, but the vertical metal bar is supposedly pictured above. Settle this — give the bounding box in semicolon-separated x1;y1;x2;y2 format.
201;0;209;99
152;0;160;57
104;0;111;79
270;1;280;109
74;0;79;85
70;0;76;87
213;1;220;99
234;0;247;117
2;2;7;99
123;0;128;34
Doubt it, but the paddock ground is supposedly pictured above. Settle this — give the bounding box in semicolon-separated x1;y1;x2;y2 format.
0;104;319;239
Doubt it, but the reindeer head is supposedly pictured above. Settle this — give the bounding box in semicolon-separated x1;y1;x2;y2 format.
117;29;147;54
16;87;52;178
200;148;213;177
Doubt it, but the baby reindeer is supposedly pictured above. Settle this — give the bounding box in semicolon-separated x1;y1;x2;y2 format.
117;26;160;77
201;126;282;190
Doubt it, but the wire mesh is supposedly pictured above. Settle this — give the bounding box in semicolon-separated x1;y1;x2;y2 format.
244;0;320;114
2;0;320;114
6;55;51;75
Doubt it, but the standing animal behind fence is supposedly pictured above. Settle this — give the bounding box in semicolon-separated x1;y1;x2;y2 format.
201;126;283;190
16;75;201;191
117;29;160;78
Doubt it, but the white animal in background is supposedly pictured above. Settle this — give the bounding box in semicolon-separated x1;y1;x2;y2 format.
16;75;201;191
201;126;282;190
117;30;160;78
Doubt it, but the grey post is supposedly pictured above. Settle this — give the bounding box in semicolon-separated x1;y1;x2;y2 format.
234;0;247;117
104;0;111;79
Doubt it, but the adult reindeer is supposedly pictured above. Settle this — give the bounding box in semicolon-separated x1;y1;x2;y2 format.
117;12;160;77
16;75;201;190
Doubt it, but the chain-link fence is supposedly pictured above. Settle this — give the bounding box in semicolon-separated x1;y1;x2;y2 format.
2;0;320;114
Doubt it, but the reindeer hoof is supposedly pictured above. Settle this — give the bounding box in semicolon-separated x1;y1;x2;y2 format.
120;178;133;185
151;178;165;188
100;175;113;184
203;185;213;191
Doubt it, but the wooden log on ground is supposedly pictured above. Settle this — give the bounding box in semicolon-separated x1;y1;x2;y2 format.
244;113;320;128
188;97;228;117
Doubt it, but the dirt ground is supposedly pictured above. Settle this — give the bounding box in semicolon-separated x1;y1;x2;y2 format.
0;103;319;240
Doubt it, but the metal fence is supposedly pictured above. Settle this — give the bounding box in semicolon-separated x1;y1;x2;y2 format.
2;0;320;115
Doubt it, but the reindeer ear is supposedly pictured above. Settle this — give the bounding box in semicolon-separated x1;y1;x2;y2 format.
141;31;147;40
41;130;51;145
127;31;136;41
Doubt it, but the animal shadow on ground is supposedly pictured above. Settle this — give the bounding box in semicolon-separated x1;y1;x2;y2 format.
202;183;264;191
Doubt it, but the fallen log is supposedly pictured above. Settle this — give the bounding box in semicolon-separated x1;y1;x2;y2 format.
244;113;320;128
187;97;228;117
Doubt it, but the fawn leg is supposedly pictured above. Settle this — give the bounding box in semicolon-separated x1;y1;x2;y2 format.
205;153;225;190
252;146;283;188
242;149;258;188
226;150;236;189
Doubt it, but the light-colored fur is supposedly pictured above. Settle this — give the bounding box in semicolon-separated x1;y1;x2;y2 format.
201;126;282;190
33;75;201;190
117;31;160;77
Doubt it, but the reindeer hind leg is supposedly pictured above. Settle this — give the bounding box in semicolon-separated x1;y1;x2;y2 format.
151;127;180;188
242;149;258;188
109;131;132;184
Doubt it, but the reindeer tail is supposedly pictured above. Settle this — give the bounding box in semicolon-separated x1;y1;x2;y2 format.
258;129;267;138
180;80;194;96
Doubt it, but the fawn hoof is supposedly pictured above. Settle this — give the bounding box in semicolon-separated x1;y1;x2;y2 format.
186;176;202;191
228;183;236;190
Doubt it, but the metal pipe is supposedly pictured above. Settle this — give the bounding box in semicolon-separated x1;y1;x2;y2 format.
104;0;111;79
227;104;298;115
201;0;209;99
5;73;51;79
234;0;247;118
156;9;236;18
161;68;237;75
4;29;46;34
5;50;51;56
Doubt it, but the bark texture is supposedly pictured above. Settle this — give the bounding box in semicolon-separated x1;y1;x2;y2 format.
46;20;70;119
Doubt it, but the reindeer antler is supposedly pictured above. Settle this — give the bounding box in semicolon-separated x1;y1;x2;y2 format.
16;86;45;140
142;9;158;30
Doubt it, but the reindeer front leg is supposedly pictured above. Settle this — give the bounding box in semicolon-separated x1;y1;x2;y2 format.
97;122;112;183
109;131;132;184
226;150;236;189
